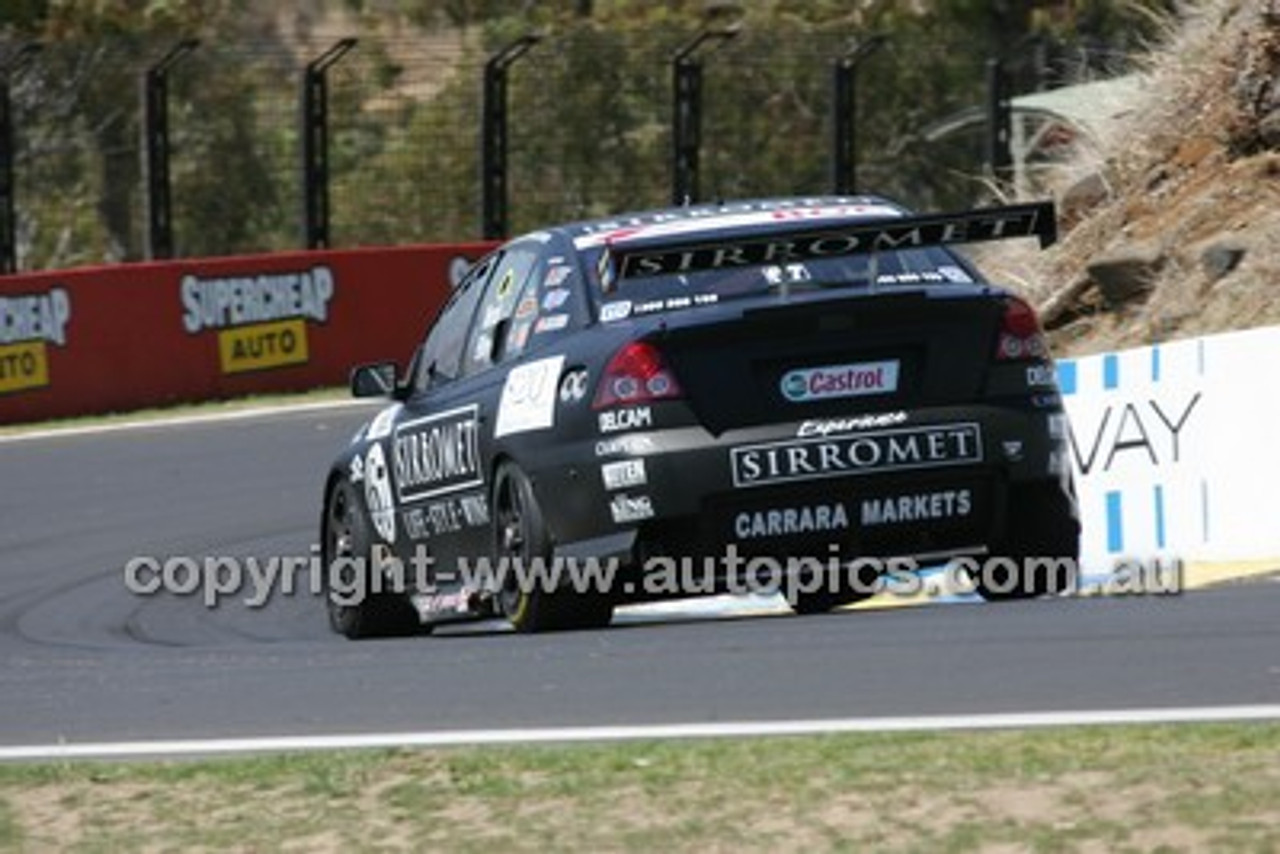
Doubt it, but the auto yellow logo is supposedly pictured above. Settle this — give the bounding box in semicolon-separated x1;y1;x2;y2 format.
217;318;309;374
0;339;50;393
180;266;333;376
0;287;70;395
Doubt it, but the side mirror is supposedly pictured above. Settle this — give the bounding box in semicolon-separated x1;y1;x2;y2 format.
350;362;398;399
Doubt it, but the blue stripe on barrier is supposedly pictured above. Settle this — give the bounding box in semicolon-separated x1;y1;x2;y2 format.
1057;360;1077;396
1201;479;1210;543
1151;345;1161;383
1106;491;1123;553
1103;354;1119;390
1154;484;1166;549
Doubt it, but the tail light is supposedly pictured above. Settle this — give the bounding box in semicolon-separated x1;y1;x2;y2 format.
995;297;1049;361
593;341;684;409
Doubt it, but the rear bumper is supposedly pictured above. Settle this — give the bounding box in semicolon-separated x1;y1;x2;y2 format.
539;402;1076;569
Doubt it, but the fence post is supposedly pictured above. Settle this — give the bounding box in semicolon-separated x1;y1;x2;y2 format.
670;25;738;207
0;44;40;275
831;35;886;196
142;39;198;261
481;34;540;241
671;50;701;207
985;57;1013;185
301;38;356;250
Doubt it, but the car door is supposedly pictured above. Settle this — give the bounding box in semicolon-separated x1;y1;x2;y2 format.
439;241;551;564
388;243;547;581
383;253;494;587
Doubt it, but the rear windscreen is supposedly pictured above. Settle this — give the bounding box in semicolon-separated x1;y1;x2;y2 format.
588;245;982;320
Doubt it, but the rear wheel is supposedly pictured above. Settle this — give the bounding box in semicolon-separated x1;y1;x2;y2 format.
787;561;881;615
492;463;614;632
974;484;1080;602
324;480;422;639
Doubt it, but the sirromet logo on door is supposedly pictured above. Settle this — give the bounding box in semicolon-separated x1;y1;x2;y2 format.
780;359;899;403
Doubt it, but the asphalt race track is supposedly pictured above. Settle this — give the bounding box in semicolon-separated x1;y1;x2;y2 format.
1;404;1278;749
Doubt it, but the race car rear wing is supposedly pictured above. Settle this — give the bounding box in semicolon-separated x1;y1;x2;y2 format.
600;200;1056;284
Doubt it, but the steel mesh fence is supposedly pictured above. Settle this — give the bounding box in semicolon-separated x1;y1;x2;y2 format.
6;25;1055;271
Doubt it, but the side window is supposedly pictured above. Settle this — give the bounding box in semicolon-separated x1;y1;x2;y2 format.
415;255;493;391
503;240;582;357
462;244;541;375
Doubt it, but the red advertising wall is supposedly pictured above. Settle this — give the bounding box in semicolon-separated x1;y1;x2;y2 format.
0;242;495;425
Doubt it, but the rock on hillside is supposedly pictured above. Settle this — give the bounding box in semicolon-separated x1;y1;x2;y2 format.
993;0;1280;356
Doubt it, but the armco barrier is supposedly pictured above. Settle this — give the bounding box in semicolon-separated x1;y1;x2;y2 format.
0;243;495;424
1060;324;1280;570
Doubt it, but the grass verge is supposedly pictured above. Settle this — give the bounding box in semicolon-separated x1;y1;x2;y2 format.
1;722;1278;852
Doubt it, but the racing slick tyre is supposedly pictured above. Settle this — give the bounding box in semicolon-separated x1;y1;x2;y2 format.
492;462;614;633
787;561;881;615
324;480;423;639
973;484;1081;602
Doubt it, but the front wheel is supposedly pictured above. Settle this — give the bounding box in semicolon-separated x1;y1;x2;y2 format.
323;480;422;639
491;463;614;633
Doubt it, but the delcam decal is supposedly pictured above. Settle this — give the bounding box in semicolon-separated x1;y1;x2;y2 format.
179;266;334;375
0;287;71;395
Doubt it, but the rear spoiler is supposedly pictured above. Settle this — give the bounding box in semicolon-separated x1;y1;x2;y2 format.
601;200;1056;284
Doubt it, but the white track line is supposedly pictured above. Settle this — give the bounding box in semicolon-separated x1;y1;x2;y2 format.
0;397;378;444
3;705;1279;761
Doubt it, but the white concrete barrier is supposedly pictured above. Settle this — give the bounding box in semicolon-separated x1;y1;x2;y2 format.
1059;325;1280;571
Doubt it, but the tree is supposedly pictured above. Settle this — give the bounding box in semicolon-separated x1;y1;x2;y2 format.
1;0;1172;267
2;1;293;264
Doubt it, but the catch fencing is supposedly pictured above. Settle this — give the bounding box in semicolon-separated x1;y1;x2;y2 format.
1;23;1119;272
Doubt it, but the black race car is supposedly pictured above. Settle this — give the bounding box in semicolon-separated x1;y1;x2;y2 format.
321;196;1079;637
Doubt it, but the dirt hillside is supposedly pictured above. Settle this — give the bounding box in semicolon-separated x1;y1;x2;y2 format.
988;0;1280;356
